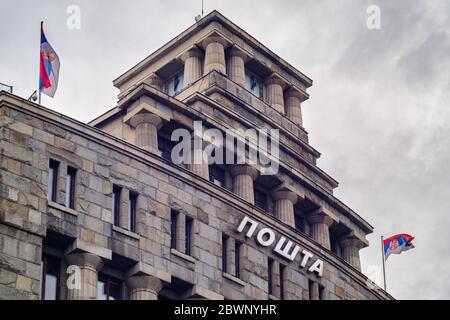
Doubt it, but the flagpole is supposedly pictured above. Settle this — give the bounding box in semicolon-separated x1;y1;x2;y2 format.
381;235;387;291
38;21;42;105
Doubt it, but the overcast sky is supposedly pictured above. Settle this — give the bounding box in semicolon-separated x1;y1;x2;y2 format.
1;0;449;300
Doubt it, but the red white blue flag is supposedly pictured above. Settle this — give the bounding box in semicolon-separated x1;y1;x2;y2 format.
39;22;60;97
383;233;415;260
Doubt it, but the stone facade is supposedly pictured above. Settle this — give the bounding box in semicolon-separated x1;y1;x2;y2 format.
0;10;392;300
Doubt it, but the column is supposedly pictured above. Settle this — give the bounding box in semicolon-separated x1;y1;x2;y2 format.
203;36;227;74
230;165;259;204
308;213;333;250
284;88;305;126
186;136;209;180
265;75;286;113
340;237;365;271
181;47;203;86
309;281;320;300
226;46;247;86
126;275;163;300
143;73;164;91
271;190;298;228
65;252;103;300
128;111;163;153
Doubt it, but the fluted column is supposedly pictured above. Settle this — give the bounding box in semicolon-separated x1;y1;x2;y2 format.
186;136;209;180
143;73;164;91
271;190;298;228
226;46;247;86
308;213;334;250
65;253;103;300
128;111;163;153
340;237;365;271
203;36;227;74
230;165;259;204
126;275;163;300
265;75;286;113
284;88;305;126
181;47;203;86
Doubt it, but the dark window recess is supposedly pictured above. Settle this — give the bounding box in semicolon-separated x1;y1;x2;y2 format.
209;165;226;187
222;235;229;273
48;159;59;202
170;210;179;249
185;216;193;255
128;192;137;232
294;215;305;233
268;258;274;295
319;285;325;300
112;186;121;226
158;136;176;162
97;274;121;300
279;264;285;299
65;166;77;209
40;254;60;300
254;188;267;211
235;241;241;278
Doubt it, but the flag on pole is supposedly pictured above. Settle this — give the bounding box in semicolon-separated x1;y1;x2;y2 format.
383;233;415;260
39;22;60;98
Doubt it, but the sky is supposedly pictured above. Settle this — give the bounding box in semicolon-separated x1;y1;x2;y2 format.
1;0;449;300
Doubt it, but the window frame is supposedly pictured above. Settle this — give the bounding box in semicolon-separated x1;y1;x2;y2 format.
185;216;193;256
170;210;179;249
112;185;122;226
65;166;77;209
40;254;60;300
128;192;138;232
48;159;59;202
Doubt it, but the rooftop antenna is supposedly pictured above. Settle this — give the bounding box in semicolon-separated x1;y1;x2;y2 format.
195;0;204;22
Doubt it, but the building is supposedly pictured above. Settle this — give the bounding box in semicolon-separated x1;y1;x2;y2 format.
0;11;392;300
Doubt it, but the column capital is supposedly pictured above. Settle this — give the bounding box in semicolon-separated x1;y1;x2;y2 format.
229;164;259;181
271;190;298;204
179;45;204;62
126;275;163;293
65;252;104;271
227;44;252;62
340;233;369;249
201;34;230;48
127;111;163;129
264;73;289;88
143;73;164;91
307;212;334;227
285;86;309;102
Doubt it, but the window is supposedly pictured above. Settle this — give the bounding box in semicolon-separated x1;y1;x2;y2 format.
47;159;59;202
128;192;137;232
268;258;274;295
294;215;305;233
39;254;60;300
158;136;176;162
185;216;193;255
166;70;184;96
170;210;179;249
279;264;285;299
222;234;229;273
235;241;241;278
65;166;77;209
112;185;121;226
97;274;121;300
308;280;324;300
245;69;263;98
209;165;226;187
254;188;267;211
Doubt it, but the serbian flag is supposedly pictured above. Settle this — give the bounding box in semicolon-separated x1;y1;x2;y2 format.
383;234;415;260
39;22;60;97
